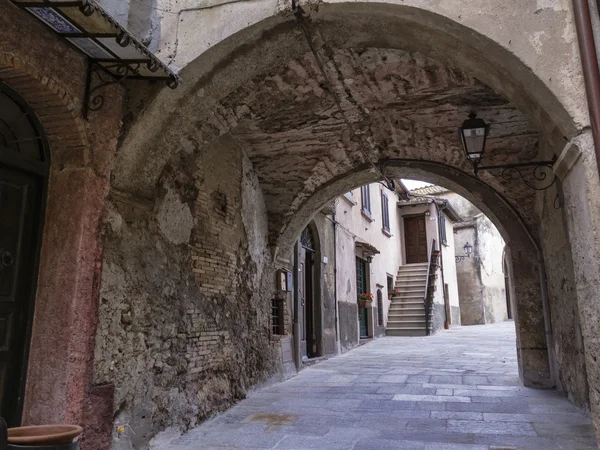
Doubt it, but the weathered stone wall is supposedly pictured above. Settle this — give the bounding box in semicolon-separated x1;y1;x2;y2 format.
312;212;337;356
537;180;589;411
454;226;485;325
95;136;279;448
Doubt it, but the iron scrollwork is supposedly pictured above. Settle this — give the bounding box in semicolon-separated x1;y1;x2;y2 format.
474;159;557;192
499;162;556;191
84;61;140;118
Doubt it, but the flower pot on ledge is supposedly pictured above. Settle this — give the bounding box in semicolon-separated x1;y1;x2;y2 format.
6;424;83;450
358;300;372;309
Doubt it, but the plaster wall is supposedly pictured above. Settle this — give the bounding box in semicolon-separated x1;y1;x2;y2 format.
441;213;461;326
94;137;279;449
438;192;507;326
334;183;402;341
454;226;484;325
478;215;508;324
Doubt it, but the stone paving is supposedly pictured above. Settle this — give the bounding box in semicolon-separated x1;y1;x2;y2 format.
156;322;598;449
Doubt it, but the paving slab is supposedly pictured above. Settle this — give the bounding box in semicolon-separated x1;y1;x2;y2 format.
153;322;598;450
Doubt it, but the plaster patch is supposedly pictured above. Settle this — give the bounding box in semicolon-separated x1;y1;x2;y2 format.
157;188;194;244
529;31;547;55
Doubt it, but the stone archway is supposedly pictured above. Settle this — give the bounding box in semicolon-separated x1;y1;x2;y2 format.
105;3;599;443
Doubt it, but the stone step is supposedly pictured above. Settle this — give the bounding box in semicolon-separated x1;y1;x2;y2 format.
385;328;427;337
397;268;428;275
388;305;431;315
388;312;426;318
392;290;425;296
387;318;425;328
395;281;427;288
391;295;424;300
390;302;425;308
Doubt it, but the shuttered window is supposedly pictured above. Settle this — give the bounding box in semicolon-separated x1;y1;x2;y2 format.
440;213;447;245
381;191;390;233
361;185;371;215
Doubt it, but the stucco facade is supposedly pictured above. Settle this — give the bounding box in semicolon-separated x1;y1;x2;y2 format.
434;189;509;326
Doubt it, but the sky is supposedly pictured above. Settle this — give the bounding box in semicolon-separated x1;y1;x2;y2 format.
401;179;432;191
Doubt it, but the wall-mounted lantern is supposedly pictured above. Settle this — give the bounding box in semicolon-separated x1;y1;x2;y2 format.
455;241;480;263
458;112;557;192
459;112;489;169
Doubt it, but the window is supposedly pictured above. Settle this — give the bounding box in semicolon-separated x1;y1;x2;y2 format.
271;298;284;336
440;213;447;245
381;191;390;233
361;185;371;215
356;257;368;295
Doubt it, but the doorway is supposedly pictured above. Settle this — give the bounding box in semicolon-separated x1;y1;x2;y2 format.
404;215;428;263
356;257;369;338
0;82;48;426
299;226;319;358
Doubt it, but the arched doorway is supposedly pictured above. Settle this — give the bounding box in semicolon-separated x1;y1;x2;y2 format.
0;81;49;426
298;225;322;359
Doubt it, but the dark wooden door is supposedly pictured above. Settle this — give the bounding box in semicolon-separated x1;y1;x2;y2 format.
404;216;428;263
0;167;40;426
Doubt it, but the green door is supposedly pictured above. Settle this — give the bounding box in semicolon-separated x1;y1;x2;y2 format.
359;308;368;338
356;257;369;338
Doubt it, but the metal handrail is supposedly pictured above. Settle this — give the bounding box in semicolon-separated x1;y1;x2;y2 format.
423;239;437;336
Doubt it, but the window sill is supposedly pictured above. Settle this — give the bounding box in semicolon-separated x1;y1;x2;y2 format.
382;228;392;238
341;194;357;206
361;209;374;222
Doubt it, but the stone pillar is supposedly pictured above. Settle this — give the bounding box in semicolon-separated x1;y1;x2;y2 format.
557;130;600;439
506;246;552;388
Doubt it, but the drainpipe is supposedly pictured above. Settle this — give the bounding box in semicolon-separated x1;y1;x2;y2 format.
572;0;600;175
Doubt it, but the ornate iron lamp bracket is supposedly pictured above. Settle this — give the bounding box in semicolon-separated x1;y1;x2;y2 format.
474;159;557;191
455;255;481;263
84;61;128;118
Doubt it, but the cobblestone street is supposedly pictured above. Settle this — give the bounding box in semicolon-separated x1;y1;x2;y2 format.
155;322;597;449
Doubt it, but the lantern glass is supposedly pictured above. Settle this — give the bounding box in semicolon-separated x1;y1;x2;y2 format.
459;113;488;164
464;242;473;257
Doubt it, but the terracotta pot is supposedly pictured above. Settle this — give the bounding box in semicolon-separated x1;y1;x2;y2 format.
358;300;372;309
8;425;82;447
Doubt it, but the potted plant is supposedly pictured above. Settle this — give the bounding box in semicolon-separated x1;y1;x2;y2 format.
388;288;401;299
358;293;373;308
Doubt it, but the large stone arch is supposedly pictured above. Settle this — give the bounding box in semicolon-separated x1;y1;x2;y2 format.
275;159;552;387
114;2;584;198
102;2;600;443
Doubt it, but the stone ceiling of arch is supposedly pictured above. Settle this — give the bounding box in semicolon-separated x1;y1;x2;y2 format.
205;47;540;241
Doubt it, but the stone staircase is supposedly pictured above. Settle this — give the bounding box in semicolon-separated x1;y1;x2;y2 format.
386;263;430;336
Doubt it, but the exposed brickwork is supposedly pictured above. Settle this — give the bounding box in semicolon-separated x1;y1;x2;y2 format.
0;53;90;168
185;313;232;374
190;187;241;296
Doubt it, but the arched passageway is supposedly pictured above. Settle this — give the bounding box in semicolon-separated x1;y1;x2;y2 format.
100;3;600;446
